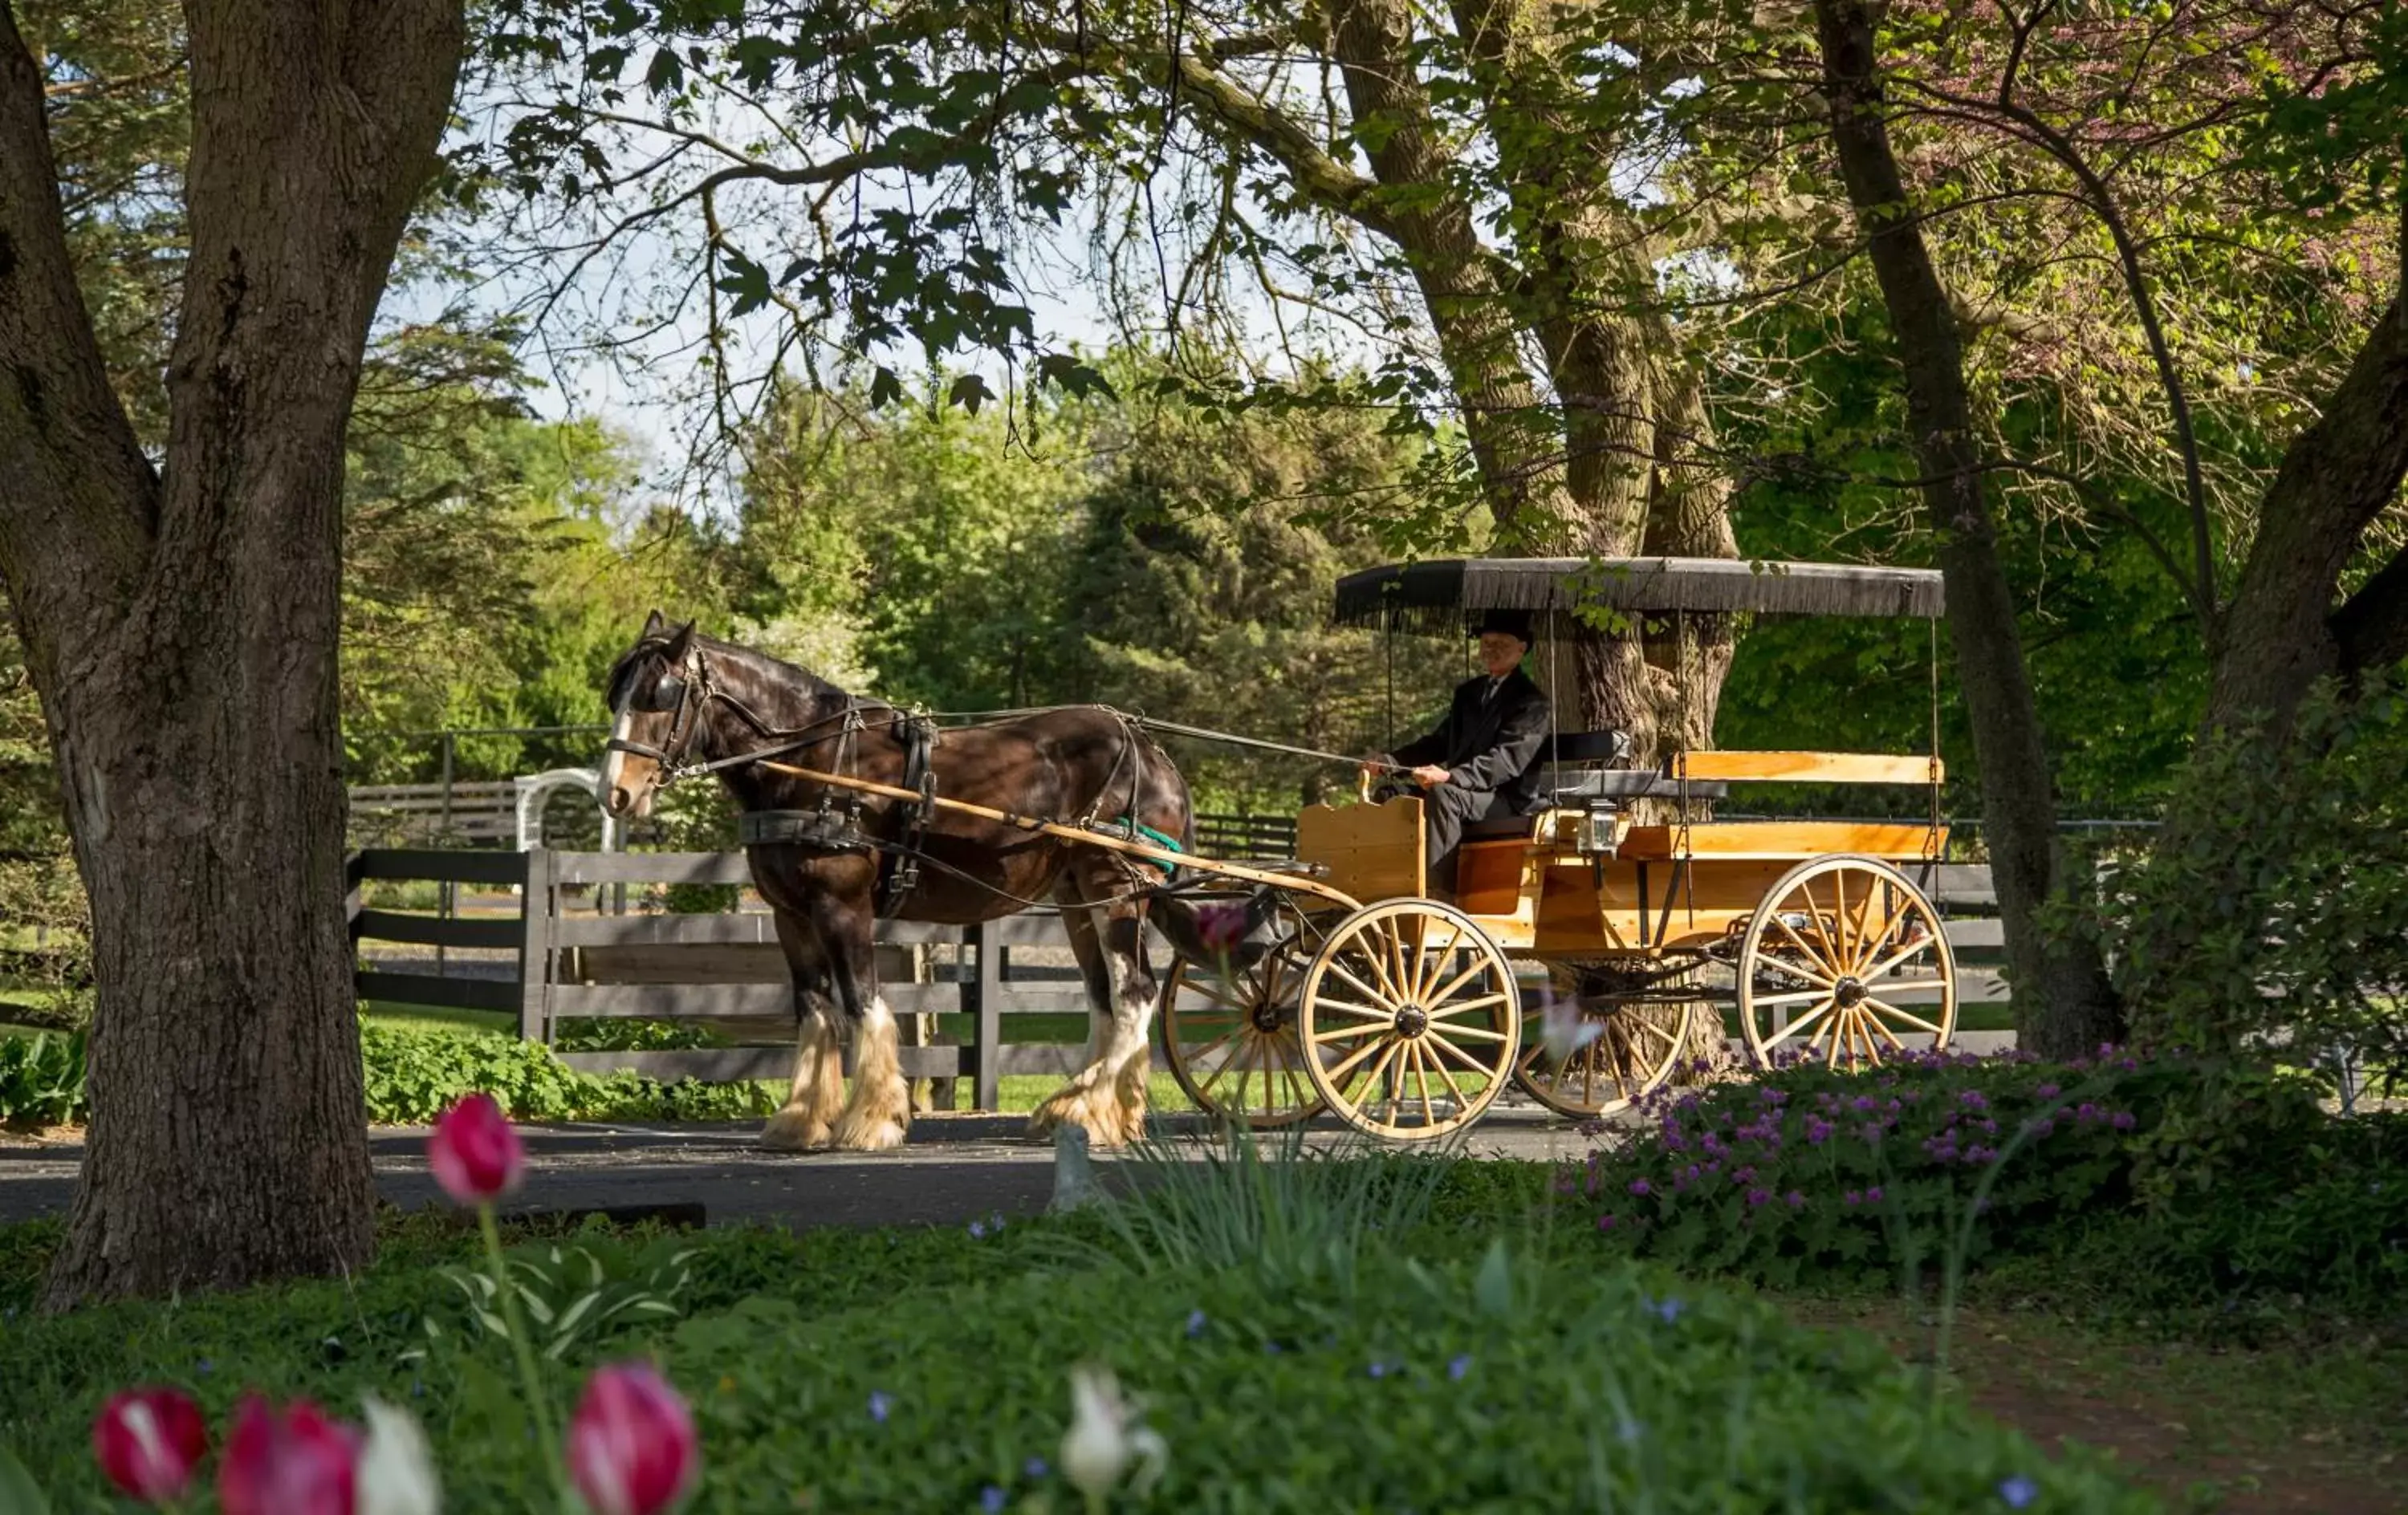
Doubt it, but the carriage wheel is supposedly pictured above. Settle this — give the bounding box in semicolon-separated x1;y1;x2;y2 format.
1737;855;1956;1070
1158;905;1325;1130
1513;965;1698;1119
1297;900;1520;1140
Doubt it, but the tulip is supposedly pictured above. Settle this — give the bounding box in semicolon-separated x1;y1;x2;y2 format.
92;1386;209;1503
218;1395;360;1515
1060;1364;1166;1513
566;1362;700;1515
1192;900;1248;956
1538;993;1604;1066
426;1091;524;1206
356;1395;441;1515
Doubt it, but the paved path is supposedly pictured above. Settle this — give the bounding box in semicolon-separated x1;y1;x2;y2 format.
0;1108;1601;1232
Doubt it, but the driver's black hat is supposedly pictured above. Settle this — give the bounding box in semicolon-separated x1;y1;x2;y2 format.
1472;609;1534;644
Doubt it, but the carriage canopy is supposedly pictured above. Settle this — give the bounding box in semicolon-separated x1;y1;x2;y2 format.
1331;557;1946;631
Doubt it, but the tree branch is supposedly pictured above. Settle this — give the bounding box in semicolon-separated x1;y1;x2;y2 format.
0;3;157;647
2331;541;2408;676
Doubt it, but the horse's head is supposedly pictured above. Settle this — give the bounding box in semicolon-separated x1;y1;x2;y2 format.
600;610;701;819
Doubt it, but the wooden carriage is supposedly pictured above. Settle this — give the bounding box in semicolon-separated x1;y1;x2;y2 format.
1156;557;1961;1142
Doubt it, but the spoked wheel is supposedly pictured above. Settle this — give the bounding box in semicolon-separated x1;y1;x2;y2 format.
1514;961;1699;1119
1158;898;1326;1129
1737;855;1956;1069
1297;900;1520;1140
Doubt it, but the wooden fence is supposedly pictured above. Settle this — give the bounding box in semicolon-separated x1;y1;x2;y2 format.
348;848;2013;1111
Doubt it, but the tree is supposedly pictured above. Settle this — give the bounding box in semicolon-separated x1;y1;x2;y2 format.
0;0;465;1307
478;0;1759;753
1804;0;2121;1056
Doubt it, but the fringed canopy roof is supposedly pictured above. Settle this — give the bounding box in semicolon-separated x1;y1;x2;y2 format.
1332;557;1946;631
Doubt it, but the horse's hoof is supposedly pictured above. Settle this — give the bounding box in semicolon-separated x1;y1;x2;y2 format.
759;1109;835;1152
830;1117;908;1152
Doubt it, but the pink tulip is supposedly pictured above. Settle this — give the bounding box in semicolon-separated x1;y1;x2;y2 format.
567;1362;700;1515
92;1386;209;1503
1194;900;1248;954
427;1091;524;1205
218;1395;360;1515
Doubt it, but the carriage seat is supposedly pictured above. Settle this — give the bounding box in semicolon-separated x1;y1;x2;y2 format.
1537;769;1730;802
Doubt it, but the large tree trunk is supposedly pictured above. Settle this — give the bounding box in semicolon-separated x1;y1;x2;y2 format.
1811;0;2122;1059
0;0;463;1310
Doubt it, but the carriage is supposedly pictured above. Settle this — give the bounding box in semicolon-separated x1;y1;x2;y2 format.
600;555;1962;1152
1148;555;1963;1143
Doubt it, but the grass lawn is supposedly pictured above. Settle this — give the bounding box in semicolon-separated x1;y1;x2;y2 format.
1763;1290;2408;1515
0;1159;2166;1513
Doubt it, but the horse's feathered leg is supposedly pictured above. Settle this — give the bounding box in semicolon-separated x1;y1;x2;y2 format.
1027;888;1122;1143
760;910;844;1151
1027;859;1157;1147
820;892;911;1152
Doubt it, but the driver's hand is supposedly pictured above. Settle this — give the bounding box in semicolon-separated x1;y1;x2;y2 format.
1411;765;1451;787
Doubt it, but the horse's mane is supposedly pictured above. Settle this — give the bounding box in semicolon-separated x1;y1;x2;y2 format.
604;626;868;719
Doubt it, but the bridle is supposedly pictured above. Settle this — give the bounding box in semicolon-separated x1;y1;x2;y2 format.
605;642;873;788
605;644;711;778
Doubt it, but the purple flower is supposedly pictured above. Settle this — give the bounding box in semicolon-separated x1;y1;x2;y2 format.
1865;1185;1885;1203
2034;1082;2060;1099
982;1485;1008;1513
1653;1298;1685;1322
1186;1308;1208;1338
1369;1361;1391;1379
1598;1213;1618;1231
1026;1456;1050;1479
2111;1111;2137;1130
1959;1090;1989;1110
1999;1472;2038;1508
1806;1118;1833;1145
969;1221;987;1239
1843;1189;1863;1206
1629;1179;1651;1196
868;1391;893;1423
1746;1188;1771;1208
1448;1355;1471;1381
1784;1190;1805;1208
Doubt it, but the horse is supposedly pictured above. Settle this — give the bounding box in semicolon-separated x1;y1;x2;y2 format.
597;612;1202;1152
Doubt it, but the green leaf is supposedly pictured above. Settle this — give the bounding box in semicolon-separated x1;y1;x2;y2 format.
947;374;994;416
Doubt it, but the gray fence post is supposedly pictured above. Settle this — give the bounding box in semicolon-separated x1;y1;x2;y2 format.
518;847;552;1043
970;918;1003;1111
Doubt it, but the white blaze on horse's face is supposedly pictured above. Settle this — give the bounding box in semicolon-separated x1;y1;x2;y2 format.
600;692;665;820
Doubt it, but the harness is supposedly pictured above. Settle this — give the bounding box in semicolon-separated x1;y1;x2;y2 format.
620;644;1178;909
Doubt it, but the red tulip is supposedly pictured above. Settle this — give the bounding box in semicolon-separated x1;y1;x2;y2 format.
92;1386;209;1503
218;1395;360;1515
1193;900;1249;954
427;1091;524;1205
567;1362;700;1515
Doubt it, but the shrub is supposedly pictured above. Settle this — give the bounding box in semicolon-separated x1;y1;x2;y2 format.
2060;672;2408;1094
1;1019;776;1129
1572;1048;2408;1313
0;1032;84;1127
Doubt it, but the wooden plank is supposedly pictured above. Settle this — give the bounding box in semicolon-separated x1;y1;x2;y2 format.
550;983;794;1019
973;920;1002;1111
356;971;521;1014
520;846;552;1042
1617;821;1944;862
1295;794;1424;903
552;913;785;948
1672;750;1943;785
352;909;525;951
1943;918;2007;951
557;1046;966;1082
353;849;531;886
1933;865;1997;907
549;851;755;887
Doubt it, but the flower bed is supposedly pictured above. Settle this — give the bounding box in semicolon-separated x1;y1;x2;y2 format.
1573;1047;2408;1315
0;1100;2163;1513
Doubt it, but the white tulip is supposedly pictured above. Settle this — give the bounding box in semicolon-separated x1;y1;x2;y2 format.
1060;1364;1167;1511
358;1394;442;1515
1539;992;1605;1066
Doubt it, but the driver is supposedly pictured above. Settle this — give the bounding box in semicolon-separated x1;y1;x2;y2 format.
1360;610;1552;900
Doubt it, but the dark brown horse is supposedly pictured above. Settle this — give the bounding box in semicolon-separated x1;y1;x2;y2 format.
598;613;1197;1151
